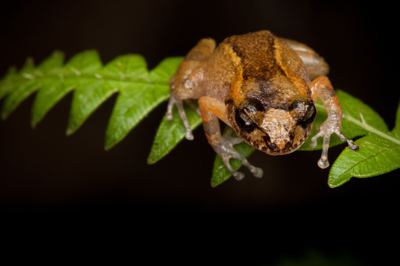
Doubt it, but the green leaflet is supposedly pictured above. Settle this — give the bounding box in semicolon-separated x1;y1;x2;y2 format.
0;51;183;151
30;52;68;126
211;143;254;188
32;79;75;128
37;50;64;72
329;101;400;188
147;105;202;164
67;54;148;136
67;79;116;135
104;57;183;150
1;80;40;120
32;51;102;128
104;82;169;150
329;134;400;188
1;56;39;119
64;50;102;75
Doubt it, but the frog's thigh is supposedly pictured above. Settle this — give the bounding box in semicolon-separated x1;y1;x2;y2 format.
198;96;229;143
281;38;329;79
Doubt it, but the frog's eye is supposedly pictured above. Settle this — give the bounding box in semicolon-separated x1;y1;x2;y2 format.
289;100;305;112
244;98;265;113
235;109;256;133
304;103;316;120
289;100;316;126
299;103;316;127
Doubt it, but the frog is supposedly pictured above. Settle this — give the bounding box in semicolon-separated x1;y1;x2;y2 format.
166;30;358;180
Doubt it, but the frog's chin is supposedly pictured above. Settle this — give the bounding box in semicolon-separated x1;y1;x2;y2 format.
265;125;311;155
266;144;302;156
236;126;309;155
258;138;306;156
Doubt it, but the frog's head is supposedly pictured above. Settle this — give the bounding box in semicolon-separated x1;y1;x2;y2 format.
227;96;316;155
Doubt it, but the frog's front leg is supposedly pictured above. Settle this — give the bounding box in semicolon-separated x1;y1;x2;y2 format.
166;94;194;140
166;38;216;140
198;96;263;180
310;76;358;169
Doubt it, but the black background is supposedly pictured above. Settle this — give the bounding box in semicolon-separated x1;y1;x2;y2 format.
0;0;399;264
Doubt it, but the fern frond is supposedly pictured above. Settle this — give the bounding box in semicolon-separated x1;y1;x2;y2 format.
0;50;183;150
2;51;399;188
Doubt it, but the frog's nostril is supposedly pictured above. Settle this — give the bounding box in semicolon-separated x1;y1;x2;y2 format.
269;142;278;150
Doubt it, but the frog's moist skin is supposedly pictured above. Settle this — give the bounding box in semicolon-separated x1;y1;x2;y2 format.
167;30;357;180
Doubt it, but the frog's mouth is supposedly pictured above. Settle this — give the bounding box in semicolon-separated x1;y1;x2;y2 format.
260;129;305;155
245;114;310;155
228;101;311;155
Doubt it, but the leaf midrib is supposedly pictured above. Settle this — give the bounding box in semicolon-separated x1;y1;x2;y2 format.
16;72;169;87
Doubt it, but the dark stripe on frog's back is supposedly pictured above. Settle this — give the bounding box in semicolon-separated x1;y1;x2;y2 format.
225;31;283;81
225;31;310;107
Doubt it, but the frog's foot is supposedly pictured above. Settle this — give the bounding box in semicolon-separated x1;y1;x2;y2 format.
215;139;263;180
311;117;358;169
223;127;244;146
166;95;194;140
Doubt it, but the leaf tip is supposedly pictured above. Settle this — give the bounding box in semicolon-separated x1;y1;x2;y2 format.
66;127;75;136
31;120;38;129
210;180;219;188
104;130;117;151
146;156;156;165
104;140;115;151
210;171;232;188
147;147;164;165
1;110;9;120
328;173;352;189
327;180;340;189
210;174;232;188
31;113;44;128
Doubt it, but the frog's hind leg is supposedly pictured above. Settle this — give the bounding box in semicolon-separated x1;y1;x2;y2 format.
199;96;263;180
281;38;330;80
167;38;216;140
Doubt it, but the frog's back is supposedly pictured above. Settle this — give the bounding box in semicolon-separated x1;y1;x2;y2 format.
224;31;281;81
223;31;310;107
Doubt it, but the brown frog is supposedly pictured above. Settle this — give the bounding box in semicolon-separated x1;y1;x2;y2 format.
166;30;357;180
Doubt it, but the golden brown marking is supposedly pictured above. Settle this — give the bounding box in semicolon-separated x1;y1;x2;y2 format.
273;37;309;98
